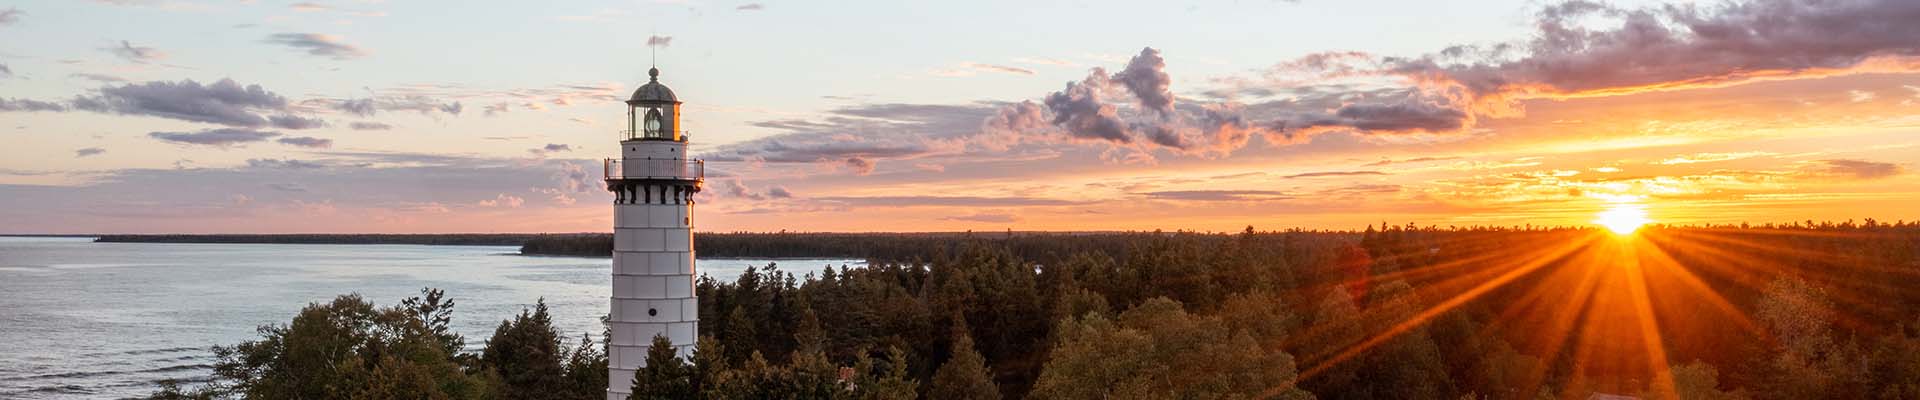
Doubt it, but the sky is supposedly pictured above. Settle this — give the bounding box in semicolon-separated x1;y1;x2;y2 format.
1;0;1917;233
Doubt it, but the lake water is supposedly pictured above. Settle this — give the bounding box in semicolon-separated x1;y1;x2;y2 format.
0;236;860;399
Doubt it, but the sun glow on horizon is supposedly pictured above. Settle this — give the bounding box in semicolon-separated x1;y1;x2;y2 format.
1595;203;1653;235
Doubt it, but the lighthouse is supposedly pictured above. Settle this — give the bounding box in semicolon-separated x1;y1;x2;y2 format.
605;67;702;400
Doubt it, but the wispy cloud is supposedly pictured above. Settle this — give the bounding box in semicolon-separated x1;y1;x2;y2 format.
1363;156;1461;166
0;8;22;26
931;62;1036;77
71;78;332;129
277;136;334;148
528;143;572;156
149;128;280;147
69;73;126;83
942;213;1020;223
1655;152;1774;165
0;98;67;112
736;3;763;11
264;33;368;60
1801;159;1902;180
1139;190;1293;201
75;147;106;158
348;122;392;131
1283;170;1386;179
104;40;166;63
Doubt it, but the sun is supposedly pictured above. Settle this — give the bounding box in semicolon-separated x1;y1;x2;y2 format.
1594;204;1652;235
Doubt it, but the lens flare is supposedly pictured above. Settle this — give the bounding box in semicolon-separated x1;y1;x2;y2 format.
1595;204;1651;235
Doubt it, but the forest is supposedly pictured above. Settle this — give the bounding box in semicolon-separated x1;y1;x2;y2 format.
151;221;1920;399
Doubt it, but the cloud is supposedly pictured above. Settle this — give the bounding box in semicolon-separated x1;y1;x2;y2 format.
105;40;165;63
1265;90;1469;135
736;3;763;11
149;128;280;147
647;35;672;47
528;143;572;156
0;63;10;78
812;195;1088;207
723;178;765;200
705;103;994;165
1112;47;1174;117
767;186;792;198
1848;90;1877;103
247;158;326;169
0;98;67;112
277;136;334;148
1020;47;1268;157
843;157;875;175
484;102;510;116
1199;0;1920;145
75;148;106;158
1363;156;1462;166
74;78;330;129
264;33;367;60
1317;184;1403;197
69;73;127;83
334;98;375;116
269;114;327;129
0;7;22;26
1282;170;1386;179
933;63;1036;77
265;183;309;192
1655;151;1775;165
348;121;392;130
555;162;593;193
942;213;1020;223
477;193;525;208
1043;69;1131;144
1014;57;1076;67
1139;190;1293;201
313;96;462;117
1367;0;1920;114
1804;159;1901;179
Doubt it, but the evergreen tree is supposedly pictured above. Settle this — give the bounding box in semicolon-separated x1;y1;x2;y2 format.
629;334;694;400
928;318;1000;400
482;299;568;399
1032;297;1314;400
561;333;609;400
852;346;920;400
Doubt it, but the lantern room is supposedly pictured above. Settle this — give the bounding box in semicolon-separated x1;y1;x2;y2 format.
624;67;682;141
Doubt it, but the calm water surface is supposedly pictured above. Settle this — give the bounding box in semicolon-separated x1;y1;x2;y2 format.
0;236;859;399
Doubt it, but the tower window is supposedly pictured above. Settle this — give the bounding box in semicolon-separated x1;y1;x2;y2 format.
647;308;658;317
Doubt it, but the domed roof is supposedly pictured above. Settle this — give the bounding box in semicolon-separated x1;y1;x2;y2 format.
627;67;678;104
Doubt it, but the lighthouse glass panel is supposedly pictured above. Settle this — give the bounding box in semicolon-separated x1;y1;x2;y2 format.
643;108;664;139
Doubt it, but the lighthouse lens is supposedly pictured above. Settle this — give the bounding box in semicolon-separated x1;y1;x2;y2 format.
643;108;663;137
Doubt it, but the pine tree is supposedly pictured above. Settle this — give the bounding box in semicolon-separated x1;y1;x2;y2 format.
481;299;568;399
560;333;608;400
629;334;694;400
928;318;1000;400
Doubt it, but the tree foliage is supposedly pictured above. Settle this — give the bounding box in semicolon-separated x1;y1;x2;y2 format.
162;223;1920;399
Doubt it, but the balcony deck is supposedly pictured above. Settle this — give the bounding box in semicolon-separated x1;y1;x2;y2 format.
604;158;704;181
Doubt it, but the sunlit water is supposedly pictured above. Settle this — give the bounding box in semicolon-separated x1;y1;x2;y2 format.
0;237;860;399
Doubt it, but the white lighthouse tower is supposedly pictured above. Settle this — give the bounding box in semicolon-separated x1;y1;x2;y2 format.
605;67;702;400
